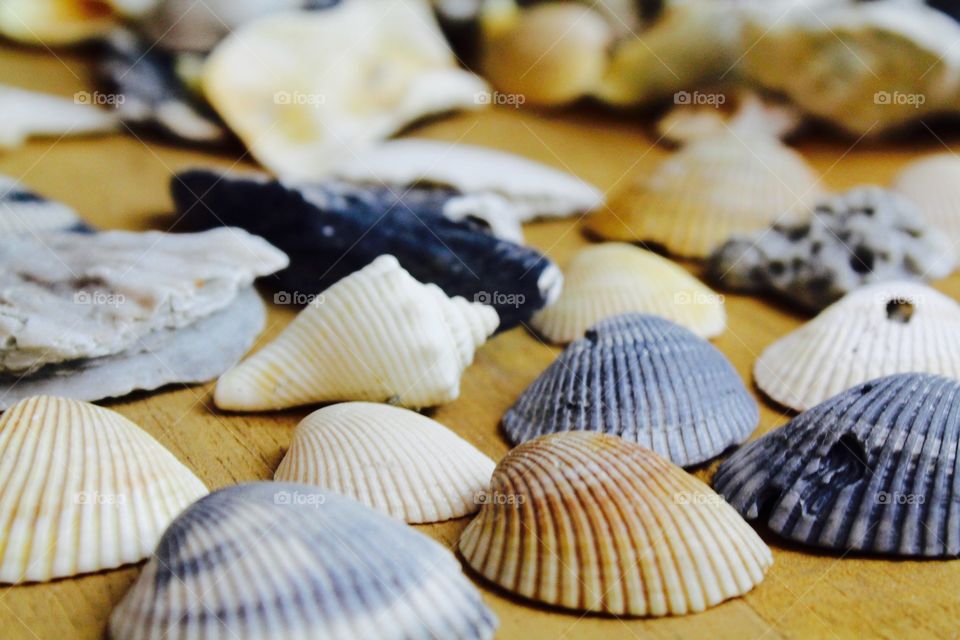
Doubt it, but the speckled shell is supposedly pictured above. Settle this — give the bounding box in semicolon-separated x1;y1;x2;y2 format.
274;402;495;523
110;483;498;640
531;243;726;343
0;396;207;584
893;153;960;246
754;281;960;411
459;432;772;616
0;176;85;236
215;255;499;411
505;314;757;467
714;373;960;556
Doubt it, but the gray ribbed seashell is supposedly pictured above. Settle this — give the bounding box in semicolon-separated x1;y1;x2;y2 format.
109;482;497;640
503;313;759;467
713;373;960;557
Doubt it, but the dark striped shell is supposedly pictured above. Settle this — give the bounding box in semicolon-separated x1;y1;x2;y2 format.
713;373;960;557
503;313;758;467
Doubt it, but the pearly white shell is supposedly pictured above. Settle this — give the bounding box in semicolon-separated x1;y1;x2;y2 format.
0;84;117;150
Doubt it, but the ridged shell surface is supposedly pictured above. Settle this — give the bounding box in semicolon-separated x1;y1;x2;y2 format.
110;482;498;640
459;432;772;616
893;153;960;246
215;255;499;411
714;373;960;556
531;243;726;343
0;396;207;583
274;402;495;523
505;314;757;467
755;281;960;411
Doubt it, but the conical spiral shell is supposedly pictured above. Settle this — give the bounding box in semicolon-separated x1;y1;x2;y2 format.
893;153;960;246
0;396;207;583
531;243;725;343
755;281;960;411
459;432;772;616
714;373;960;556
215;255;499;411
274;402;495;523
110;483;498;640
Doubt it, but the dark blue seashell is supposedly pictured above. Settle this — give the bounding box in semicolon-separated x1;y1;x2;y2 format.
713;373;960;557
502;313;758;466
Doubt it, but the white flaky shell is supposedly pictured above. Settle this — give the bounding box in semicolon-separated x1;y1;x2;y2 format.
0;396;207;584
275;402;495;523
893;153;960;247
755;281;960;411
215;255;499;411
0;84;117;150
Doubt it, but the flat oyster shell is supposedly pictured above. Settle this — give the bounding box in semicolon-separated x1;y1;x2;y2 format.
0;175;87;236
0;84;117;150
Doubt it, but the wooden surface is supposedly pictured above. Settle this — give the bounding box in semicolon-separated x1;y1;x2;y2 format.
2;43;960;640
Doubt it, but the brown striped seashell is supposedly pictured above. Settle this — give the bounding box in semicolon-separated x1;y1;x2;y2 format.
459;431;772;616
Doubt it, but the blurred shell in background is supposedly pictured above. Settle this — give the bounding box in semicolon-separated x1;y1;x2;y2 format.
0;0;116;45
893;153;960;246
0;176;87;236
0;84;117;150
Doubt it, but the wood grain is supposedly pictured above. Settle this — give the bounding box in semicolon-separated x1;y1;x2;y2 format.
2;44;959;640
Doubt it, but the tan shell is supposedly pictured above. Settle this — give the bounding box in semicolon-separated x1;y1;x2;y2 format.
893;153;960;246
274;402;495;523
0;0;116;45
531;243;725;343
459;431;772;616
0;396;207;584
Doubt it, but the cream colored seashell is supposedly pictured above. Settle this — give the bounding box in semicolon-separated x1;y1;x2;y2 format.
755;281;960;411
531;243;725;343
275;402;495;523
459;431;772;616
215;255;499;411
0;84;117;150
893;153;960;246
0;396;207;584
203;1;489;180
0;0;116;45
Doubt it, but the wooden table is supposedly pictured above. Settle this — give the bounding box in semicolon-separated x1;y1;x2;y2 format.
2;43;959;640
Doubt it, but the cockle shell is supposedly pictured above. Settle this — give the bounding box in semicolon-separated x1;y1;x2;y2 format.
893;153;960;246
0;396;207;583
0;84;117;150
459;431;772;616
0;175;86;236
504;314;757;467
755;281;960;411
110;483;498;640
714;373;960;556
0;0;116;45
531;243;726;343
215;255;499;411
274;402;495;523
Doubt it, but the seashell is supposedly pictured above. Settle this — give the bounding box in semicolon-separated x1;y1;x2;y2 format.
0;396;207;583
459;431;772;616
714;372;960;556
110;482;498;639
531;243;725;343
0;0;116;45
0;175;87;236
215;255;499;411
708;186;956;312
202;2;489;179
892;153;960;246
0;84;117;150
171;168;561;328
275;402;495;523
0;227;287;374
754;281;960;411
504;313;758;467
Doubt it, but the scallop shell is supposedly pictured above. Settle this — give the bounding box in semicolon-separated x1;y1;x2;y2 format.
0;84;117;150
110;483;498;640
275;402;495;523
215;255;499;411
714;373;960;556
893;153;960;246
531;243;726;343
0;175;86;236
0;396;207;584
755;281;960;411
459;431;772;616
504;313;758;467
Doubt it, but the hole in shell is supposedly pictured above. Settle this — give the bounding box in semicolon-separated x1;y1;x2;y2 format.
850;246;874;274
801;434;869;516
886;299;915;324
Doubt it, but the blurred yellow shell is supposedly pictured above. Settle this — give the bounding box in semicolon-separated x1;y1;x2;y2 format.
0;0;116;45
0;396;207;584
893;153;960;246
531;243;725;343
459;431;772;616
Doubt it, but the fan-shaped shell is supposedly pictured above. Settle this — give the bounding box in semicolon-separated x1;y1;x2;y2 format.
215;255;499;411
0;396;207;584
893;153;960;246
531;243;726;343
505;313;757;467
755;281;960;411
110;482;497;640
274;402;495;523
714;373;960;556
459;431;772;616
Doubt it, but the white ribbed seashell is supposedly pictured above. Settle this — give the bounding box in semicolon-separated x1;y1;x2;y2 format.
755;281;960;411
0;84;117;150
531;243;725;343
215;255;499;411
893;153;960;246
275;402;495;523
0;396;207;584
